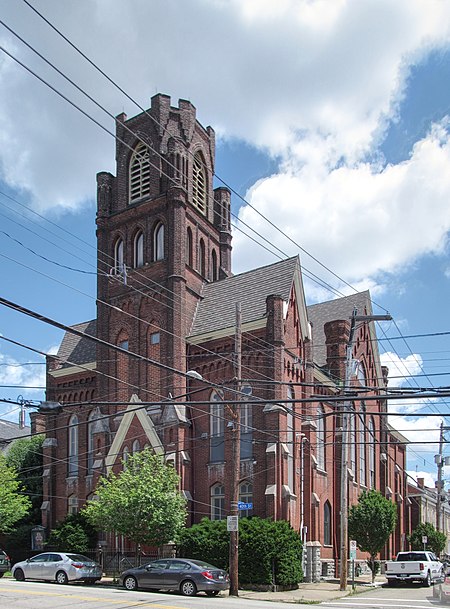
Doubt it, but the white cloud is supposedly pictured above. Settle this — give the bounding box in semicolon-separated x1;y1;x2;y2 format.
381;351;424;390
408;470;436;488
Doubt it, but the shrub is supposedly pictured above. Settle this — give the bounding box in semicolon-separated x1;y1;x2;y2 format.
177;517;302;586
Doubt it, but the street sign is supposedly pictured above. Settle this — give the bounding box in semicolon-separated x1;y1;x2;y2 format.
350;540;357;560
238;501;253;510
422;535;428;544
227;515;239;531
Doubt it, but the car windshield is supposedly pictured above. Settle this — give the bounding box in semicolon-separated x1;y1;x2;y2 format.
397;553;427;561
66;554;94;563
188;559;219;570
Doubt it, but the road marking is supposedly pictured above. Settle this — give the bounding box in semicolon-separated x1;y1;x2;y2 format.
329;603;435;608
0;586;187;608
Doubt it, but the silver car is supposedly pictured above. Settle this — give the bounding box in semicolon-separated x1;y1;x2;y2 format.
120;558;230;596
12;552;102;585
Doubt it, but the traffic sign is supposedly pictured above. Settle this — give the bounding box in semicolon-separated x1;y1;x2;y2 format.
350;540;357;560
238;501;253;510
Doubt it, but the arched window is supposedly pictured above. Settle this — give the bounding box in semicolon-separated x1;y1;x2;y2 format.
210;389;224;462
68;495;78;515
324;501;332;546
113;238;124;274
68;415;78;476
153;222;165;261
199;238;206;277
129;142;150;203
211;249;218;281
211;483;225;520
132;440;140;454
240;384;253;460
239;481;253;518
359;403;366;486
368;417;375;488
349;408;356;476
192;152;207;213
87;410;97;474
286;385;295;491
122;446;129;468
187;227;193;267
317;404;325;470
134;231;144;268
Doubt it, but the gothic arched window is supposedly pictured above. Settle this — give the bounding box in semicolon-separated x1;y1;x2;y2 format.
187;227;193;267
211;249;218;281
324;501;332;546
210;389;224;462
68;415;78;476
134;231;144;268
113;238;124;275
192;152;207;213
211;483;225;520
129;142;150;203
153;222;165;261
199;238;206;277
317;404;325;470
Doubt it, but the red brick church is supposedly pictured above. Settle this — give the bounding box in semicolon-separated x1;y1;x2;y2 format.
38;94;408;578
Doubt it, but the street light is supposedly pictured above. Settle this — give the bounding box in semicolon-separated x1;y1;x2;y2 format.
339;311;392;591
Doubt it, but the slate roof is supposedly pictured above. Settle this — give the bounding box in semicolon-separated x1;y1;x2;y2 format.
189;257;300;338
0;419;31;452
55;320;97;368
307;291;373;368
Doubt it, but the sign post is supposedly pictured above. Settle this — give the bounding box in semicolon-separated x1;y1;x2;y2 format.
350;540;357;590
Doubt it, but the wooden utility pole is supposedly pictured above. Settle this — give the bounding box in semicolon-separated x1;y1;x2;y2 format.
229;302;241;596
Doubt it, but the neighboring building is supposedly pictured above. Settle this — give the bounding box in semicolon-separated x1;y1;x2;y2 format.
41;94;406;576
408;477;450;556
0;419;31;453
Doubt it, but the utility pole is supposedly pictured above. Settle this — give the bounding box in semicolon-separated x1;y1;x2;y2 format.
436;422;444;532
339;309;357;591
229;302;241;597
339;310;392;591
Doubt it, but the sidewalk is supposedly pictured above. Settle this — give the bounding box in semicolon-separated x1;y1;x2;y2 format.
236;576;385;603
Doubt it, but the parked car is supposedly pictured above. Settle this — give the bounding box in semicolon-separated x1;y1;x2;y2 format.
385;551;443;587
433;566;450;603
0;551;11;577
119;557;230;596
12;552;102;585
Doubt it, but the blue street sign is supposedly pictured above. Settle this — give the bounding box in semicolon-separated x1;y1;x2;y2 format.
238;502;253;510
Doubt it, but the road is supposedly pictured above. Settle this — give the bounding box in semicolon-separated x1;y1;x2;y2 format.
0;579;447;609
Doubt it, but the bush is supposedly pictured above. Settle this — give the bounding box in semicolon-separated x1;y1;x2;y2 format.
177;517;302;587
46;513;98;553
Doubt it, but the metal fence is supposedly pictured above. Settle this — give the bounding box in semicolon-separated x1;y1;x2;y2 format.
83;548;172;578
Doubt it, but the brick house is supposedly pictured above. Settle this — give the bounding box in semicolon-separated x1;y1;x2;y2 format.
41;93;407;575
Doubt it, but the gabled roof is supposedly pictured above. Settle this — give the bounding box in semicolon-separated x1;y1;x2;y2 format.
189;256;307;342
0;419;31;451
54;320;96;368
307;291;373;368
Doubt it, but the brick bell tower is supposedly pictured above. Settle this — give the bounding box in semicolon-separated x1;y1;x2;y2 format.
95;94;232;408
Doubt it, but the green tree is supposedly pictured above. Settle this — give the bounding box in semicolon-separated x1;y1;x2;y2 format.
408;522;447;556
83;449;186;549
47;513;98;553
0;455;31;533
348;489;397;582
5;435;44;524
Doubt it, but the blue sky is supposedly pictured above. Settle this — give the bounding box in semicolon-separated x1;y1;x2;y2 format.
1;0;450;487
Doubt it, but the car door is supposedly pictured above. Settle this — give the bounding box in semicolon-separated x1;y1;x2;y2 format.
25;554;48;579
139;560;168;588
163;560;192;589
40;553;64;580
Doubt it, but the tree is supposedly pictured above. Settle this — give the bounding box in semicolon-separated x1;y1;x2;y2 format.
83;449;186;548
0;455;31;533
348;489;397;582
408;522;447;556
47;513;98;553
5;435;44;524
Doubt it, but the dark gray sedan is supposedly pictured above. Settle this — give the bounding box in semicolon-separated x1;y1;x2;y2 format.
119;558;230;596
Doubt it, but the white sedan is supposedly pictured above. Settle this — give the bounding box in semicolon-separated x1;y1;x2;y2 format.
12;552;102;585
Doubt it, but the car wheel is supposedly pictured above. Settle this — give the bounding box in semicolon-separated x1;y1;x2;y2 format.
180;579;197;596
14;569;25;582
206;590;220;596
424;571;432;587
387;580;397;587
123;575;138;591
56;570;69;585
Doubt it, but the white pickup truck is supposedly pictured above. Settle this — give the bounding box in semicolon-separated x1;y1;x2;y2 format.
385;551;443;587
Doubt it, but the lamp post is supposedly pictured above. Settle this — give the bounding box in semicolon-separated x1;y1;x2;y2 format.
339;311;392;591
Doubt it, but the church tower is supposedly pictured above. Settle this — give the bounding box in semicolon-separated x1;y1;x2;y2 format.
95;94;232;406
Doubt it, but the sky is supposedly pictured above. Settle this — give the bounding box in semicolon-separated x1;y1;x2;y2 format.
1;0;450;489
